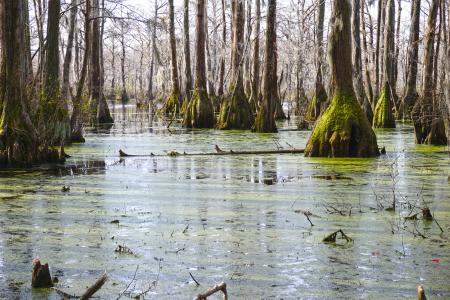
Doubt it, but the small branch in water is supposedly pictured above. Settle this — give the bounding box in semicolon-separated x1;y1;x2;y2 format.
195;282;228;300
303;213;314;227
79;273;108;300
182;224;190;234
189;272;201;286
322;229;353;243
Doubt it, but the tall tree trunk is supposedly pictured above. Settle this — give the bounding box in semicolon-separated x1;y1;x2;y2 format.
89;0;102;123
392;0;401;110
110;36;116;98
41;0;70;147
412;0;447;145
373;0;396;128
218;0;253;129
71;0;91;142
183;0;214;128
147;0;159;105
374;0;385;100
217;0;226;97
183;0;193;99
165;0;181;114
272;38;286;120
305;0;379;157
306;0;327;121
120;17;129;103
62;0;77;103
361;0;374;107
205;7;215;97
249;0;260;113
243;0;252;96
254;0;277;133
399;0;420;119
352;0;373;123
0;0;42;165
447;0;450;119
97;0;113;124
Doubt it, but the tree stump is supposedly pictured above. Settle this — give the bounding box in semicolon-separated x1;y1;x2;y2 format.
32;259;53;288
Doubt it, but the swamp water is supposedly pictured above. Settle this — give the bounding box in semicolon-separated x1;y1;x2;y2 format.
0;105;449;299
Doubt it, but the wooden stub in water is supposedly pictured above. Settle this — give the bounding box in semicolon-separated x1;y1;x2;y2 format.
417;285;426;300
422;208;433;221
32;259;53;288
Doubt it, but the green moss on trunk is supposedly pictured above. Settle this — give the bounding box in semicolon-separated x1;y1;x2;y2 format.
253;100;277;133
218;88;253;130
306;89;327;121
305;90;379;157
183;84;214;128
373;84;396;128
165;88;181;115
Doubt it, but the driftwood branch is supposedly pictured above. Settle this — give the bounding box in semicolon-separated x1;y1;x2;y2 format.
119;145;304;158
79;273;108;300
322;229;353;243
195;282;228;300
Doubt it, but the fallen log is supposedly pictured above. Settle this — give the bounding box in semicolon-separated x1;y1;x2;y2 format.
79;273;108;300
119;145;305;158
195;282;228;300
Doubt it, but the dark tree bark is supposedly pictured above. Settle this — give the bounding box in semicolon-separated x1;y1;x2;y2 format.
373;0;396;128
218;0;253;129
217;0;226;97
62;0;77;103
412;0;447;145
41;0;70;146
71;0;91;142
183;0;214;128
375;0;385;100
254;0;277;133
305;0;379;157
119;17;129;103
110;36;116;99
165;0;181;115
147;0;159;105
89;0;112;125
306;0;327;121
361;0;374;107
183;0;193;99
249;0;261;114
0;0;39;165
399;0;421;119
272;38;286;120
97;0;113;124
447;0;450;119
352;0;373;123
244;0;252;96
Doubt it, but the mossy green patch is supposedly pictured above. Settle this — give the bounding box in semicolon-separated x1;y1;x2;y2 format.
373;84;396;128
218;90;253;130
165;88;181;115
183;84;214;128
305;90;379;157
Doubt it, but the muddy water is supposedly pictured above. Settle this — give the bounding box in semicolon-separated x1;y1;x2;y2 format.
0;105;449;299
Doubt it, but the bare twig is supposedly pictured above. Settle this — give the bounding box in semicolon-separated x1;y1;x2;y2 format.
189;272;201;286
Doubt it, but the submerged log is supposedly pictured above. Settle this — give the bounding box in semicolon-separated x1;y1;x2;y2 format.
119;146;305;158
79;273;108;300
195;282;228;300
32;259;53;288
